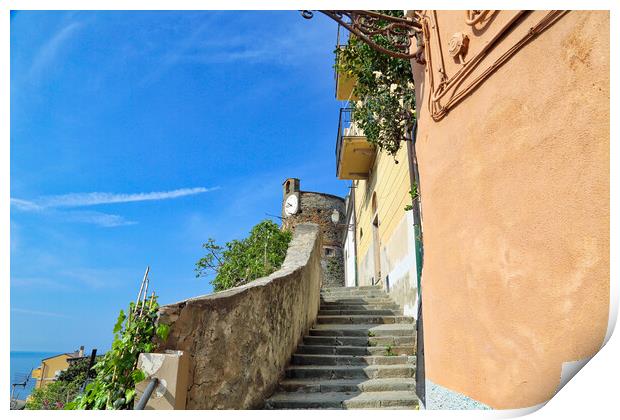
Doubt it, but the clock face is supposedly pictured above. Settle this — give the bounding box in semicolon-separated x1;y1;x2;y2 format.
331;209;340;224
284;194;299;216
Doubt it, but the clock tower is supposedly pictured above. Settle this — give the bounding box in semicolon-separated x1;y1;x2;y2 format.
282;178;300;222
280;178;346;288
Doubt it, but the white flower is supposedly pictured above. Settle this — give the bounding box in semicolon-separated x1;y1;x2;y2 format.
398;98;404;107
407;82;414;89
399;120;406;126
390;83;398;93
373;71;383;78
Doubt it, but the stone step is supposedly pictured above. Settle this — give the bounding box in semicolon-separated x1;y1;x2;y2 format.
321;286;382;292
321;292;389;299
310;324;416;337
291;354;411;366
285;364;415;379
320;298;395;304
319;309;400;316
278;378;416;393
317;315;414;325
303;335;416;347
265;390;419;409
320;304;401;311
297;344;416;356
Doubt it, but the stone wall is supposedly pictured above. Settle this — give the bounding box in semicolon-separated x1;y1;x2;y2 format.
283;190;346;288
156;224;323;409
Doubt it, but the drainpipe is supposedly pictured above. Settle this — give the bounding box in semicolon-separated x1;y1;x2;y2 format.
406;120;425;407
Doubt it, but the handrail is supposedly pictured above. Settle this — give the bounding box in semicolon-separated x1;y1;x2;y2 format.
134;377;159;410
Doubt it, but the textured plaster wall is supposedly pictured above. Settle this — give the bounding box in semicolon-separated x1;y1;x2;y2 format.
412;10;609;409
156;224;323;409
383;211;419;317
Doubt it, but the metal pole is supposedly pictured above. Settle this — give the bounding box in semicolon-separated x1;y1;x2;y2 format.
406;121;426;407
134;377;159;410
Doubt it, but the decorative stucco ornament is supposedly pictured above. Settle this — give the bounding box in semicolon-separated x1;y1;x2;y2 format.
448;32;469;60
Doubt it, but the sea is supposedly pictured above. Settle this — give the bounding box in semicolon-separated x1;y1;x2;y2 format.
10;351;58;400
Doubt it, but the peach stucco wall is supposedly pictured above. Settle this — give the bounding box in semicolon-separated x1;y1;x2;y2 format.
412;11;609;409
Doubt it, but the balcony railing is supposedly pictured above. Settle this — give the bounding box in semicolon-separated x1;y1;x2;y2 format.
336;108;376;180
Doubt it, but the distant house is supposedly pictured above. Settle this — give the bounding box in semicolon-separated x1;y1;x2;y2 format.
31;346;85;389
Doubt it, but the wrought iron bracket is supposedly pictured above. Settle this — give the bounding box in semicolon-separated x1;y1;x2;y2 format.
301;10;423;61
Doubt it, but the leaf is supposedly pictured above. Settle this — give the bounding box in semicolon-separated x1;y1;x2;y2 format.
131;369;147;384
113;310;126;334
125;388;136;403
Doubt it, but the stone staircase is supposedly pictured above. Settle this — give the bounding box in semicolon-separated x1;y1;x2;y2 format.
265;285;418;409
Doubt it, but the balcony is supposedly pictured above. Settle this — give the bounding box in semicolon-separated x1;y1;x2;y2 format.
334;26;358;101
336;108;376;180
335;48;358;101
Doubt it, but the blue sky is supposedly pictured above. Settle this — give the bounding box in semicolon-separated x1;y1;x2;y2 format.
10;10;347;352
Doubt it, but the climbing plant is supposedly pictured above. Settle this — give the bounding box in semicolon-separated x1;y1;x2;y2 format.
335;10;416;156
403;183;419;211
68;292;169;410
195;219;292;292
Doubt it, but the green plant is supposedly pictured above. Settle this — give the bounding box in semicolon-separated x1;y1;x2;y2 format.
26;354;101;410
69;292;169;410
195;220;292;292
404;183;419;211
57;357;98;384
368;331;376;337
385;344;396;356
335;10;416;156
26;379;83;410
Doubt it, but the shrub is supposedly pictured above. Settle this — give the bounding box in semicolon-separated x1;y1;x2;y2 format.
195;219;293;292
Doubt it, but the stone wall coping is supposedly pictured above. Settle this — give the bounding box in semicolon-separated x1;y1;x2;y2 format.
161;223;320;308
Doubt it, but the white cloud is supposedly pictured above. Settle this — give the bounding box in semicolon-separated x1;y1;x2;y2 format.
29;22;83;79
11;308;69;318
11;277;72;291
38;186;220;208
10;198;42;211
10;187;219;227
64;210;137;227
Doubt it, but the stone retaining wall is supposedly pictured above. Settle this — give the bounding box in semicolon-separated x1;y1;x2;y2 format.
156;224;323;409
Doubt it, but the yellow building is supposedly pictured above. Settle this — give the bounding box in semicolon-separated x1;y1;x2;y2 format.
336;106;421;317
31;347;84;389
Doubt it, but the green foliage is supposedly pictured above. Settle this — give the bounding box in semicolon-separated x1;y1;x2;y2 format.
195;219;293;292
385;344;396;356
335;10;416;156
26;378;83;410
368;331;376;337
404;184;419;211
26;357;99;410
70;295;166;410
